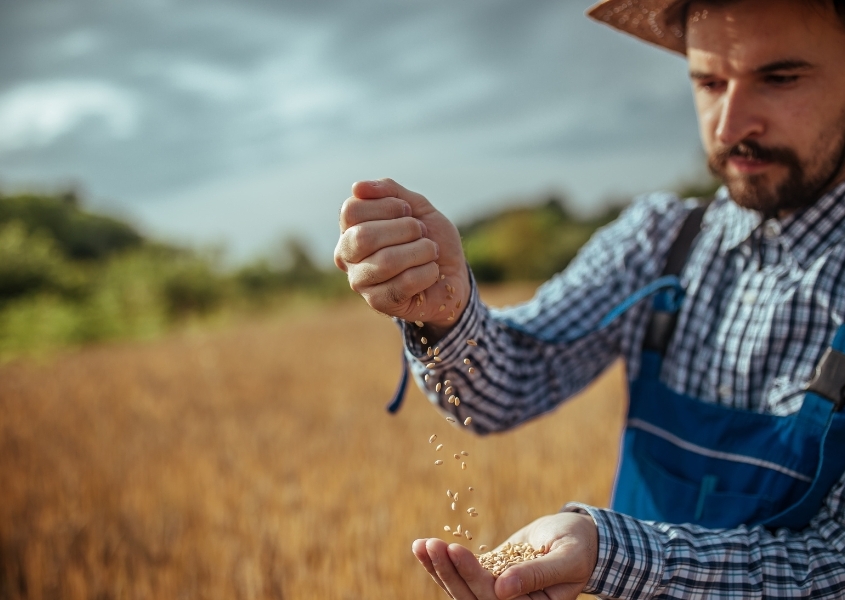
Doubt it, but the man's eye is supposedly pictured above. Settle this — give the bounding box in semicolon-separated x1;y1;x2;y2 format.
696;80;725;92
765;74;799;85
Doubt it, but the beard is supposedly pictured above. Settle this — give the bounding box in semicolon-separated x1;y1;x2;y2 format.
707;128;845;215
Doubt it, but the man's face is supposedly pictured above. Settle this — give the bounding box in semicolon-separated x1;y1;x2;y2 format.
687;0;845;214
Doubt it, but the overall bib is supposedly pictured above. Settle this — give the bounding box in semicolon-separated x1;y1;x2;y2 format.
611;206;845;530
388;206;845;530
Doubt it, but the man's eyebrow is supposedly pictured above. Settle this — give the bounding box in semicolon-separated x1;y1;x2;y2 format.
688;60;814;80
755;59;814;74
688;70;713;80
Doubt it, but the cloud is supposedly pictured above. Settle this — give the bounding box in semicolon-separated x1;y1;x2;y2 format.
0;80;139;151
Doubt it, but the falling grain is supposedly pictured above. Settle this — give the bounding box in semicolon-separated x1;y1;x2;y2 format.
467;339;477;346
464;417;472;426
434;460;443;466
428;434;437;443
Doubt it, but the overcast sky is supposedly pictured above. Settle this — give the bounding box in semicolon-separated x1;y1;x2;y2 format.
0;0;706;263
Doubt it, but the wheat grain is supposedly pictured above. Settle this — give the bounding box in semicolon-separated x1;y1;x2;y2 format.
477;542;546;578
429;434;437;443
434;460;443;466
467;339;477;346
464;417;472;426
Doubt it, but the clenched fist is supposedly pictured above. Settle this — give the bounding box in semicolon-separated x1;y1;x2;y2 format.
334;178;470;339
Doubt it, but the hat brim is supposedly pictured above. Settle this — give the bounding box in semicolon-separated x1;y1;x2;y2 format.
586;0;690;55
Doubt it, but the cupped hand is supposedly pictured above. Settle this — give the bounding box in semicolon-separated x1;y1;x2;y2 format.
412;512;598;600
334;178;469;336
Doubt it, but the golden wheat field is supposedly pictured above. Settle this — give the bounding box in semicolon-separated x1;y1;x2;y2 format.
0;285;627;600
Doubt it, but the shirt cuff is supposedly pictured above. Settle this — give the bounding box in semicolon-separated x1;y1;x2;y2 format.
562;503;666;600
401;270;485;371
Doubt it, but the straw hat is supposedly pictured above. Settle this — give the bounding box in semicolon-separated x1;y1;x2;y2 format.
587;0;692;55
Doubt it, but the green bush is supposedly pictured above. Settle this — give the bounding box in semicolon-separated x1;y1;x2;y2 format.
0;221;88;300
460;197;620;283
0;192;143;261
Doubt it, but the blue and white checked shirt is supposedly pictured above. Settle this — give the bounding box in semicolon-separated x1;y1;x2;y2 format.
403;181;845;598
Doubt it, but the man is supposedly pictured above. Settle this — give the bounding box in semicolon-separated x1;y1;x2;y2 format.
334;0;845;597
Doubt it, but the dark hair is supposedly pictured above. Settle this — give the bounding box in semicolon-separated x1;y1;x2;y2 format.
681;0;845;31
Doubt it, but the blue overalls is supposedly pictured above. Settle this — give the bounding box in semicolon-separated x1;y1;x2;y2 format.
388;205;845;530
610;206;845;530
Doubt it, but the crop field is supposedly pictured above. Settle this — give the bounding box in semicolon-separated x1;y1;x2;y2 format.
0;285;627;600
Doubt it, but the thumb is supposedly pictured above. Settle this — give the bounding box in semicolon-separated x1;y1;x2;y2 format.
494;555;568;600
351;178;435;214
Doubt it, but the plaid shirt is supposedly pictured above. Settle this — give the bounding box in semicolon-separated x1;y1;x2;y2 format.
403;181;845;599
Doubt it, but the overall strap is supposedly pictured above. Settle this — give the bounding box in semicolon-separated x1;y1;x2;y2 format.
642;203;708;354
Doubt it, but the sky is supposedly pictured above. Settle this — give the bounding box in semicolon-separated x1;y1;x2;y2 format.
0;0;707;264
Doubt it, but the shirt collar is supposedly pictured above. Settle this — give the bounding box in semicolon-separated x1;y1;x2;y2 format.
708;181;845;268
706;187;761;254
778;181;845;269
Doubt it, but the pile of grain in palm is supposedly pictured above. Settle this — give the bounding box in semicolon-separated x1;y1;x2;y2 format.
476;542;547;577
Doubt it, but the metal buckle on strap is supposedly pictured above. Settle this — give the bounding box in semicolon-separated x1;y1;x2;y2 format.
642;310;678;354
807;347;845;411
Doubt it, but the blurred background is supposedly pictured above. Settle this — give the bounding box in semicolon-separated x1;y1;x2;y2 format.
0;0;717;598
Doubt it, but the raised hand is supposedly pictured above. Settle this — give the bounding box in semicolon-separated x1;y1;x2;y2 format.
411;512;598;600
334;178;470;338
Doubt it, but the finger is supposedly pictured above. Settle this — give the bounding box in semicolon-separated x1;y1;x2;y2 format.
347;238;439;293
446;543;499;600
336;217;427;266
494;555;568;600
413;539;454;598
427;539;477;600
359;262;441;315
352;178;437;217
340;195;410;232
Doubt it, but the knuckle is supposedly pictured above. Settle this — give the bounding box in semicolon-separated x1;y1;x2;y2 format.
384;284;408;306
346;225;366;257
340;197;355;221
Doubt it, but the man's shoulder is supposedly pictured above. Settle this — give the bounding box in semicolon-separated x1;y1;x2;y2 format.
616;190;712;235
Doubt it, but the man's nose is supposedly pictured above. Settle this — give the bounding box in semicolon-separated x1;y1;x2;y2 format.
714;82;765;146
